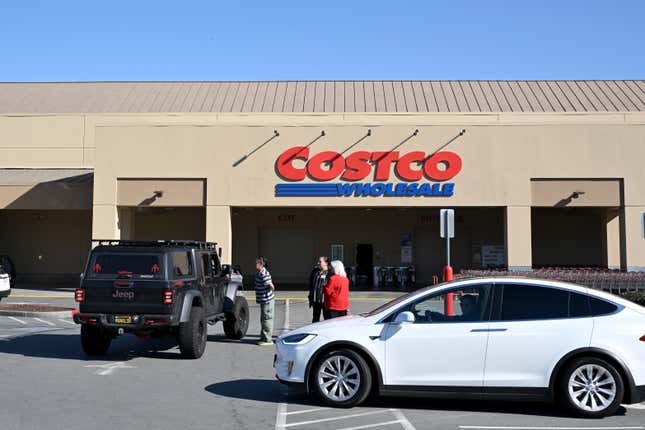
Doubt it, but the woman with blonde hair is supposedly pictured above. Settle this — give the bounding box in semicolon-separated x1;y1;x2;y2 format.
323;260;350;319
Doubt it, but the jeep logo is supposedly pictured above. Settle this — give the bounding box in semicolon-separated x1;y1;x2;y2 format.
112;290;135;300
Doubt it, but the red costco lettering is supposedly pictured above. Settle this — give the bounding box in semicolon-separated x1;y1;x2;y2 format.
275;147;462;182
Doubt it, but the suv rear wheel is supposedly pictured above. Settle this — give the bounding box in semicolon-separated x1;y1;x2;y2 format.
81;325;112;356
559;357;624;418
224;296;249;340
178;306;207;359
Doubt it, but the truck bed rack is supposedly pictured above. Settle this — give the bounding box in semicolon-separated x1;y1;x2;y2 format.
93;239;218;250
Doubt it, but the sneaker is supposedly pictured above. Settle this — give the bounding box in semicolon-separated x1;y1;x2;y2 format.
257;340;274;346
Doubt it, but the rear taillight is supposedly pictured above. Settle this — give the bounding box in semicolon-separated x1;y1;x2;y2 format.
79;316;97;323
640;335;645;342
163;290;173;305
75;289;85;302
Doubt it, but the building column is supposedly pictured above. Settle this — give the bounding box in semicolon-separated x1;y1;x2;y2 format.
604;209;624;270
624;206;645;272
206;205;232;264
117;207;136;240
504;206;532;271
91;204;120;244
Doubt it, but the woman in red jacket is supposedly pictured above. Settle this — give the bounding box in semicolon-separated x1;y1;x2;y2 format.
324;260;350;319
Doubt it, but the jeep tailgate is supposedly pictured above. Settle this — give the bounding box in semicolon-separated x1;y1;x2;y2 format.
80;278;173;314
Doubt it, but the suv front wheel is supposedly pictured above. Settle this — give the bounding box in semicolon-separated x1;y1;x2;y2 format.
224;296;249;340
178;306;207;359
312;349;372;408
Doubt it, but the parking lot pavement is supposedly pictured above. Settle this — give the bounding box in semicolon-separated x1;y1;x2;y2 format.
0;314;77;339
1;291;644;430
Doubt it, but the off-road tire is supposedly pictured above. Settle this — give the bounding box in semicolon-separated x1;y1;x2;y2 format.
312;349;372;408
178;306;207;359
224;296;249;340
80;325;112;356
558;357;624;418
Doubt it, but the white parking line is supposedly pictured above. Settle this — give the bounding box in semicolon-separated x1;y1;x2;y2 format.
284;407;330;416
459;427;645;430
623;402;645;410
33;318;56;326
8;316;27;325
275;402;287;430
58;319;76;325
84;362;137;376
283;409;392;428
391;409;415;430
337;420;405;430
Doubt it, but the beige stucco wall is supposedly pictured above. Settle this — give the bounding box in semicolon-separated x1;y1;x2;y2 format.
2;111;645;271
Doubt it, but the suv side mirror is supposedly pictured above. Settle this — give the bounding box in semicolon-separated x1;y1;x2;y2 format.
393;311;415;325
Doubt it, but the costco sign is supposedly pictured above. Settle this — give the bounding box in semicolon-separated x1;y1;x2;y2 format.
275;147;462;197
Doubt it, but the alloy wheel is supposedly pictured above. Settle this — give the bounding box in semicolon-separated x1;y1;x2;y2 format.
568;364;617;412
317;355;361;402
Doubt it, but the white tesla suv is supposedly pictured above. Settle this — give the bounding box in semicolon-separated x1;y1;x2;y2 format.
275;277;645;417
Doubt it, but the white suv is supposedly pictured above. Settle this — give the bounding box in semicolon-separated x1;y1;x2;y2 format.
275;277;645;417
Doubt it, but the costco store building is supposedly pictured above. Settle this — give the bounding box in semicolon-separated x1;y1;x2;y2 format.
1;80;645;287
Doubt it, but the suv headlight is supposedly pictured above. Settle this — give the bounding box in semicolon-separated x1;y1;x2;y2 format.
281;333;317;345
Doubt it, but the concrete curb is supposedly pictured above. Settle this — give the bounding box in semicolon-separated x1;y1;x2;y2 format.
0;310;74;318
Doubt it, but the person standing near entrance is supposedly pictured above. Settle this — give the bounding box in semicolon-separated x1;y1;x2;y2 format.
324;260;350;319
254;257;275;346
308;256;330;323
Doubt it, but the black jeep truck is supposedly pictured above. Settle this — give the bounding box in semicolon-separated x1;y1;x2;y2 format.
74;240;249;359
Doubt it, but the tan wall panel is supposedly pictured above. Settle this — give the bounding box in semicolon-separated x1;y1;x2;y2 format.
83;148;95;167
0;116;84;149
0;148;85;168
531;180;621;207
117;179;205;207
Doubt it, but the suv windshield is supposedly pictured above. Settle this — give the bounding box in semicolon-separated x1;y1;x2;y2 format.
363;280;468;317
88;254;162;279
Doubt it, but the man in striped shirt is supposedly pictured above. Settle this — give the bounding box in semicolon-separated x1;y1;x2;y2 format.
255;257;275;346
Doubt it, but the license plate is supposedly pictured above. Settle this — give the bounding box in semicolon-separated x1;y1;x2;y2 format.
114;315;133;324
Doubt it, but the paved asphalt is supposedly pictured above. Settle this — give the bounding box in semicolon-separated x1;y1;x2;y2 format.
1;288;644;430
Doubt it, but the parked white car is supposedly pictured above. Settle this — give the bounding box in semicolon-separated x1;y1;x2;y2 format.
0;268;10;301
275;277;645;417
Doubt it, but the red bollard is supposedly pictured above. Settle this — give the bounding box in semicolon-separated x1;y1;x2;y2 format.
443;265;454;316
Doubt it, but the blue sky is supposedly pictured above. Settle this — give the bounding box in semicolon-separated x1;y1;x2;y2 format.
0;1;643;81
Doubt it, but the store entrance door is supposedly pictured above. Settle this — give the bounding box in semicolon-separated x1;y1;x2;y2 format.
355;244;373;287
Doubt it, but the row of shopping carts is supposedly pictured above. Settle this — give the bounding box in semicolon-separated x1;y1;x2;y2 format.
345;266;416;290
461;268;645;294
